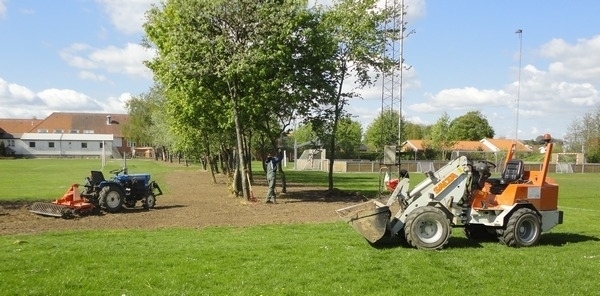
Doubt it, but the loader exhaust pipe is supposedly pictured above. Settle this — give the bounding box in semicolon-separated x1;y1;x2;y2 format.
336;201;392;243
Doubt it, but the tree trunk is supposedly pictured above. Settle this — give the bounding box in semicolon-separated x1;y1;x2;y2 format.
327;68;346;191
280;169;287;193
204;136;217;184
231;86;248;199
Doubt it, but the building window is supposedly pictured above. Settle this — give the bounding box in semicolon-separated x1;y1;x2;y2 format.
69;129;79;134
8;140;14;147
99;142;103;149
81;143;88;149
49;142;55;148
83;130;94;134
37;129;48;133
53;129;64;134
29;142;36;148
128;141;136;148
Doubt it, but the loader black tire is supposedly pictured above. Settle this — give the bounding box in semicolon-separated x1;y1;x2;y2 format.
404;206;451;250
99;185;124;213
499;208;541;247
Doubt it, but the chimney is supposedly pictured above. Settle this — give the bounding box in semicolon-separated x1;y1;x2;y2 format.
106;115;111;125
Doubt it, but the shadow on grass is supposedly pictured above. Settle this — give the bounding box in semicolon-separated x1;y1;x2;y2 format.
538;232;600;246
369;233;600;250
367;232;600;250
105;204;187;215
363;234;487;250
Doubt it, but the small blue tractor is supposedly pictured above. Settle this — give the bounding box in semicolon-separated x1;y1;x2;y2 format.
29;167;162;218
82;167;163;213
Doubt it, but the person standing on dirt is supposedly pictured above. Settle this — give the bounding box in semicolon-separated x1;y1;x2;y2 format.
265;151;282;203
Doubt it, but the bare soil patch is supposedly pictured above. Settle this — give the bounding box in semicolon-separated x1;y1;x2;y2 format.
0;170;366;235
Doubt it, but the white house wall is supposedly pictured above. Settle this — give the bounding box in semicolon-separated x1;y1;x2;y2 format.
17;133;114;157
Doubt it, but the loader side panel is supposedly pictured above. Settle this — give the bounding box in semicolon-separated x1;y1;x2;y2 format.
494;184;559;211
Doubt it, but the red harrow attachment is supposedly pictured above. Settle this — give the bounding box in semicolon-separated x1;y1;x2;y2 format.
29;184;96;218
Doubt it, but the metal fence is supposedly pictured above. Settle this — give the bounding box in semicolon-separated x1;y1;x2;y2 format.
299;159;600;174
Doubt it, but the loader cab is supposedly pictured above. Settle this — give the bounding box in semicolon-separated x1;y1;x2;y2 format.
488;159;524;194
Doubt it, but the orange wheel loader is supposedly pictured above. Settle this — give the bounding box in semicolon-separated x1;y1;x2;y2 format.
337;134;563;250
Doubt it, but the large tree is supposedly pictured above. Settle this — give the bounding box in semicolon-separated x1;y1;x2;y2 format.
448;110;495;140
403;121;427;140
313;0;402;190
122;89;157;149
334;117;363;159
364;109;402;150
144;0;335;198
565;107;600;162
429;112;456;160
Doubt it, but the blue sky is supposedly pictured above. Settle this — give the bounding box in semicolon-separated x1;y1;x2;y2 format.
1;0;599;141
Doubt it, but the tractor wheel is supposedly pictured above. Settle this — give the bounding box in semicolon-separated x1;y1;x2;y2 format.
464;224;498;241
404;206;451;250
143;194;156;209
500;208;541;247
99;186;124;213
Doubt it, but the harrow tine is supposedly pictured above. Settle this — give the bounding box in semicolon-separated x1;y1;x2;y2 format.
29;202;73;218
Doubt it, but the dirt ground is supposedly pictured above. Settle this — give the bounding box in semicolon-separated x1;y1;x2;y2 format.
0;170;367;235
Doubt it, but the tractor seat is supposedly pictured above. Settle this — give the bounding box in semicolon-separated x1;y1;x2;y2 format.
488;159;524;194
89;171;106;186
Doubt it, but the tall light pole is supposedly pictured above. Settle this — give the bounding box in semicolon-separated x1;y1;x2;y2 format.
515;29;523;142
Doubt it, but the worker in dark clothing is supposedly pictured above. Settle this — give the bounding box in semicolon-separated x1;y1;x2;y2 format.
265;152;282;203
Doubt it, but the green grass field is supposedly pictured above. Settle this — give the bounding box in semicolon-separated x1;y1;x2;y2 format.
1;159;600;295
0;158;194;201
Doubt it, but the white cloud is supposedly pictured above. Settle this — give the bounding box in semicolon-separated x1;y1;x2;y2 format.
540;35;600;83
60;42;156;80
0;77;125;119
407;102;438;113
511;64;600;117
97;0;159;35
37;89;102;110
0;78;39;104
104;93;132;114
60;43;97;69
0;0;6;18
428;87;512;109
90;43;155;78
79;71;107;82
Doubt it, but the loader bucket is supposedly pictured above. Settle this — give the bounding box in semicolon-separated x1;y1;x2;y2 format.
336;201;392;243
29;202;73;218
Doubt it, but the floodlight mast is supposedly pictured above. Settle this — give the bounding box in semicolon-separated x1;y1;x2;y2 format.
380;0;408;175
515;29;523;143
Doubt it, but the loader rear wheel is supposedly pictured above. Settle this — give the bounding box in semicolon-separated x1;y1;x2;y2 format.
500;208;541;247
99;186;124;213
404;206;451;250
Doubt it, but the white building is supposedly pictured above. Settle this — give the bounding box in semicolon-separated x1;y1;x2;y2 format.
16;133;115;158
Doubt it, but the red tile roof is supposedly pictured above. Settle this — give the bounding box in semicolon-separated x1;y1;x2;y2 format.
28;112;128;137
484;138;531;152
0;118;43;135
